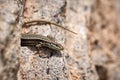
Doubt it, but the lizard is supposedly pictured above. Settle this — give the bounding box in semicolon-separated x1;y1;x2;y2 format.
22;20;77;34
21;20;77;51
21;34;64;51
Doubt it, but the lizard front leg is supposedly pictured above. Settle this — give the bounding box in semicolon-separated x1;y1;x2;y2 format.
35;42;48;57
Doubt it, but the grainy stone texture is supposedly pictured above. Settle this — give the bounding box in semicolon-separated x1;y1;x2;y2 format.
18;0;69;80
0;0;20;80
65;0;98;80
1;0;120;80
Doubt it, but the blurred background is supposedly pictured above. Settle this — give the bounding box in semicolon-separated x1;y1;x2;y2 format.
87;0;120;80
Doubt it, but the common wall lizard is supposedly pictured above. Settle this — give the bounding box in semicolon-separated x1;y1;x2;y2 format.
21;34;64;51
21;20;76;51
22;20;77;34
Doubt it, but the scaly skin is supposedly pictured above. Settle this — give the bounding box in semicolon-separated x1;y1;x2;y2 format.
21;34;64;51
22;20;77;34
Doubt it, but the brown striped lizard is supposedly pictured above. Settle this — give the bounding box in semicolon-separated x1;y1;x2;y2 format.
21;20;77;51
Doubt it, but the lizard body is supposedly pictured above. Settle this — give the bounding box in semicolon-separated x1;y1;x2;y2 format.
21;34;64;51
22;20;77;34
